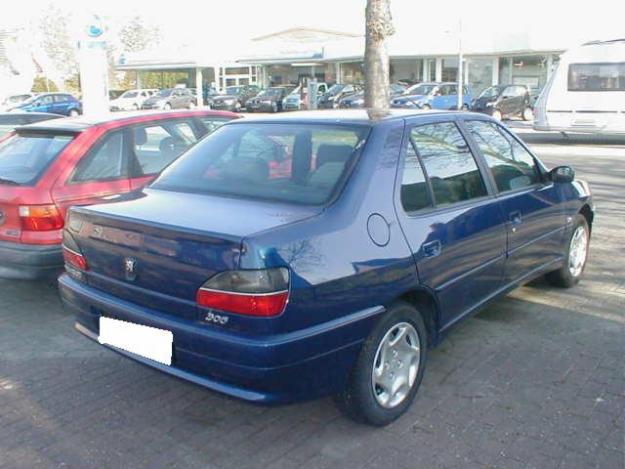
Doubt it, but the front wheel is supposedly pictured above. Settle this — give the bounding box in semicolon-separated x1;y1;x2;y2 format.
461;104;469;111
164;103;172;110
546;215;589;288
421;104;431;111
188;101;196;109
491;109;502;121
271;102;278;113
336;302;427;426
68;109;80;117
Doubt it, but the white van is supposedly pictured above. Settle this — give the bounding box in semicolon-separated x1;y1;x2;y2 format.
533;39;625;135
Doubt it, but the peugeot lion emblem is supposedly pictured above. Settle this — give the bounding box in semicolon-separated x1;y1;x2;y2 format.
124;257;138;281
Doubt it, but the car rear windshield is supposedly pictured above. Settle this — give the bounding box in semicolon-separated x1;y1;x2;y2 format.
0;131;75;186
568;62;625;91
152;123;369;205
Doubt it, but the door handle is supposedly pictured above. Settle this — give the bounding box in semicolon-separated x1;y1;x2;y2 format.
422;240;442;258
509;211;522;233
509;211;522;225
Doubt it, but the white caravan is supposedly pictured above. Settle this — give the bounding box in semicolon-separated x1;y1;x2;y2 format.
534;39;625;135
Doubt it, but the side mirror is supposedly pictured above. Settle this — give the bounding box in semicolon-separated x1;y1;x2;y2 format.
551;166;575;183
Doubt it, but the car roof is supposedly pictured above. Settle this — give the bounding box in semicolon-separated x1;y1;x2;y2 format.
226;109;467;126
16;110;239;133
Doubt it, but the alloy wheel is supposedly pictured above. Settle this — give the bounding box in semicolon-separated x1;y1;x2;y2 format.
568;225;588;278
371;322;420;409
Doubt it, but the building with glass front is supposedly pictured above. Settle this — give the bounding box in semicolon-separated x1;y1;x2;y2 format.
115;27;567;101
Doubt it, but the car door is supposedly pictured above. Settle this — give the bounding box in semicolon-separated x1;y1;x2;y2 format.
35;95;54;113
463;119;566;285
51;129;132;213
396;118;507;329
128;119;200;190
52;94;69;114
431;85;448;109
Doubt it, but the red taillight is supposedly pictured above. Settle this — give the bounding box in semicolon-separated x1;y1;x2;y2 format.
196;268;290;317
63;246;89;271
19;205;64;231
197;290;288;317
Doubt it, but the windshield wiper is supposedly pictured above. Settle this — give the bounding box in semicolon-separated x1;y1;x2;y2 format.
0;177;20;186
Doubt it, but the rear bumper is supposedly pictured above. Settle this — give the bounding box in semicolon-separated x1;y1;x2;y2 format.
0;240;63;279
59;274;383;404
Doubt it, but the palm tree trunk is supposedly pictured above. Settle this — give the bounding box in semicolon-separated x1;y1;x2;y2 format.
364;0;395;109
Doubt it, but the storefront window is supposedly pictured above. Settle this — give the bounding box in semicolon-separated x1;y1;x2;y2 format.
340;62;364;84
468;58;494;95
442;57;459;82
391;59;423;84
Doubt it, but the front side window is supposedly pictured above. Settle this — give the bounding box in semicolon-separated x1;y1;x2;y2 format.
0;132;74;185
568;62;625;91
466;120;540;192
132;121;198;176
72;130;126;182
152;124;369;205
410;122;487;206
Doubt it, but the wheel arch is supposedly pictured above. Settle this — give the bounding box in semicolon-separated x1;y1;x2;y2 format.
579;204;594;234
396;287;441;347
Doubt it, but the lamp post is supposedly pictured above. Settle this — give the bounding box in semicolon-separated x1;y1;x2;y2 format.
456;19;464;111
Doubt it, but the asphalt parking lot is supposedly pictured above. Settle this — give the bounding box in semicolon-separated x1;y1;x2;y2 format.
0;130;623;469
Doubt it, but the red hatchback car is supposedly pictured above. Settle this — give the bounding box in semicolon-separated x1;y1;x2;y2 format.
0;110;238;279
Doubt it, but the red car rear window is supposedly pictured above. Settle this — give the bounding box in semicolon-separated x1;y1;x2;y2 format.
0;131;75;186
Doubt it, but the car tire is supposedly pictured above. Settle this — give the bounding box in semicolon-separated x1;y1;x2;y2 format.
492;109;502;121
461;104;469;111
164;103;172;110
69;109;80;117
336;301;427;427
271;102;278;113
545;215;590;288
421;104;431;111
188;101;196;109
522;107;533;121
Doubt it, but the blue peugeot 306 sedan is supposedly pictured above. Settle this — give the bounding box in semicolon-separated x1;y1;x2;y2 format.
58;110;593;426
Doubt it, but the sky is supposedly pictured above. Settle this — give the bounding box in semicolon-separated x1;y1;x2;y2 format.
2;0;624;51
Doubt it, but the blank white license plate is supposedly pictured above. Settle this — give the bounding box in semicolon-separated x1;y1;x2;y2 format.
99;317;173;366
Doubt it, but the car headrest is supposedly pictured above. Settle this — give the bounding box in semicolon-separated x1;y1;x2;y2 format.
316;144;354;168
134;128;147;146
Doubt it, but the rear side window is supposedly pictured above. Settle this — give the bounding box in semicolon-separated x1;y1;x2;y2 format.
152;123;369;205
400;140;431;212
410;122;487;206
131;121;198;176
465;121;540;192
72;130;126;182
0;132;74;185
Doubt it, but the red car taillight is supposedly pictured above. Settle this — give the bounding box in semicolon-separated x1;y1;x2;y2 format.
63;246;89;271
19;205;64;231
196;268;289;317
62;230;88;271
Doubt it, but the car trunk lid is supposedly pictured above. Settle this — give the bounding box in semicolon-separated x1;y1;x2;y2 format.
67;189;320;317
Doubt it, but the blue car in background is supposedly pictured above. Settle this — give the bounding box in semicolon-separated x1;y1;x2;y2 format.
391;82;472;110
59;110;593;426
12;92;82;116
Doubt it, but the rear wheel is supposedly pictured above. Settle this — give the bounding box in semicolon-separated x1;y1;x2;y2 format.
492;109;502;121
164;103;172;110
522;107;534;121
461;104;469;111
336;302;427;426
421;104;431;111
188;101;196;109
546;215;589;288
132;104;139;111
271;102;278;113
